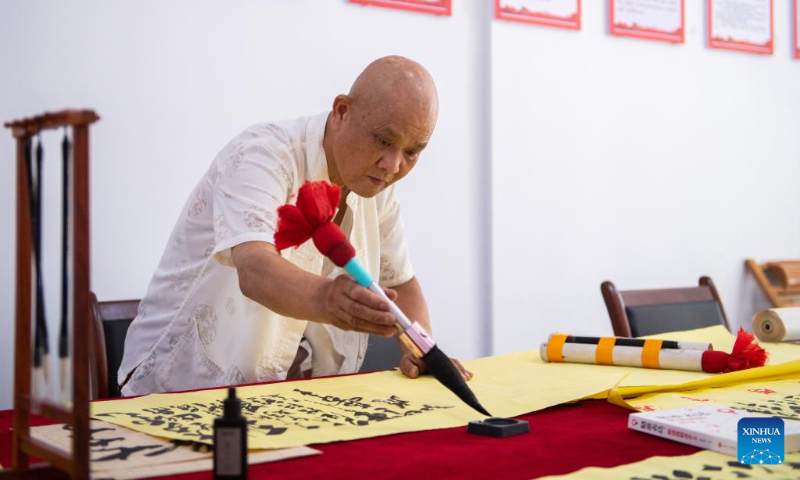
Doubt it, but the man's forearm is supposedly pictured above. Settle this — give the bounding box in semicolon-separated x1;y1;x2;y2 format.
233;241;328;322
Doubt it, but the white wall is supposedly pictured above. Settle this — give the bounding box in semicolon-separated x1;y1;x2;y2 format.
1;0;798;412
0;0;490;410
491;1;800;353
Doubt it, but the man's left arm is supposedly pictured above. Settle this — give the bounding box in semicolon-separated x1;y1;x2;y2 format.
391;276;472;381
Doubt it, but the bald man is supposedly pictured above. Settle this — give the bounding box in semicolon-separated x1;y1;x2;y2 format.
118;56;470;396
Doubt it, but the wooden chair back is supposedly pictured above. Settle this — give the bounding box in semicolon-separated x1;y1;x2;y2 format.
601;276;729;337
745;259;800;308
90;292;139;399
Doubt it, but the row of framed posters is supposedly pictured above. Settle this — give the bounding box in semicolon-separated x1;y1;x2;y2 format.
350;1;799;58
495;0;781;54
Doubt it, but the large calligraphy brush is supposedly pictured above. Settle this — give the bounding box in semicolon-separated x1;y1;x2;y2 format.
275;181;491;417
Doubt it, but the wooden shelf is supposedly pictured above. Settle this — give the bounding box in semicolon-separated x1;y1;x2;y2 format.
6;109;97;479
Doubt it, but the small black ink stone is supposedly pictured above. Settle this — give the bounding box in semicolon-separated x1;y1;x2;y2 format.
467;418;529;438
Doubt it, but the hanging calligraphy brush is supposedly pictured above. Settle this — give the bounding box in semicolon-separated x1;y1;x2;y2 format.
25;136;50;398
24;140;40;375
59;129;71;401
275;181;491;417
35;136;51;390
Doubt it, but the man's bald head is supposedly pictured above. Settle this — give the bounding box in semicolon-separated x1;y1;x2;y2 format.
348;56;438;126
324;56;439;198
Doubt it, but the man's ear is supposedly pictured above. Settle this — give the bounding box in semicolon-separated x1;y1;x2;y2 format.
330;94;352;131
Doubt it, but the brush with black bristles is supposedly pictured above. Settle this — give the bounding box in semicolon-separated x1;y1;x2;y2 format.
274;181;491;417
25;136;51;400
59;129;72;402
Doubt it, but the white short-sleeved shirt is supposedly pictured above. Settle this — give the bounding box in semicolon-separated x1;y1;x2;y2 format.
118;112;414;396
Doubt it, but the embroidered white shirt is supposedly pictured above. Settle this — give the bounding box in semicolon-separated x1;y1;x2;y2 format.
119;112;414;396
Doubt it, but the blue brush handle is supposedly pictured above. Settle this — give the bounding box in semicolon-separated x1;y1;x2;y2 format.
344;257;374;288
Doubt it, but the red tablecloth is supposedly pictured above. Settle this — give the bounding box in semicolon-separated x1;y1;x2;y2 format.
0;391;698;479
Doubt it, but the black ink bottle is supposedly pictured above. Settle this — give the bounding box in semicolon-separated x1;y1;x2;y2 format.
214;387;248;479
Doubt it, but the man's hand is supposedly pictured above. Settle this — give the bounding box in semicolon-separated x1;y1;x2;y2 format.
317;275;399;337
399;348;473;381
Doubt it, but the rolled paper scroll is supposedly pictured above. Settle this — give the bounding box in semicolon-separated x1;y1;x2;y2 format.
540;329;767;374
753;308;800;343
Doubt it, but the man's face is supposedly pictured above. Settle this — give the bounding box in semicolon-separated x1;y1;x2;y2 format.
330;99;435;198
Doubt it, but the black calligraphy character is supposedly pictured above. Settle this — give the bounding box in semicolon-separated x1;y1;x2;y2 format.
90;437;125;449
373;407;401;416
61;424;116;436
372;395;411;410
352;411;390;423
94;445;163;462
172;413;202;422
242;401;262;414
144;441;181;457
61;424;124;449
174;404;199;413
144;439;211;456
143;406;177;416
257;425;288;435
163;422;191;434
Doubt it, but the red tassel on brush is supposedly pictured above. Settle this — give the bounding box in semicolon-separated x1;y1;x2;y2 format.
274;181;356;267
312;222;356;267
274;181;339;249
701;328;769;373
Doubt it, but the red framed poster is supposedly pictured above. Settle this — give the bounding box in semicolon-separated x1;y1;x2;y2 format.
708;0;773;55
610;0;685;43
795;0;799;59
349;0;451;16
495;0;581;30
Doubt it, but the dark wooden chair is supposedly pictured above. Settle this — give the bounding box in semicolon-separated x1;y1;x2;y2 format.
90;292;139;399
601;277;729;337
358;335;403;373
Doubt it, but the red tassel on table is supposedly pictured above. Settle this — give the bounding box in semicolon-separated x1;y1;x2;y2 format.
701;328;769;373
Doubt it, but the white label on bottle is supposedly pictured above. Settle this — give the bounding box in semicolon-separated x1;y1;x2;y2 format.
216;428;242;476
